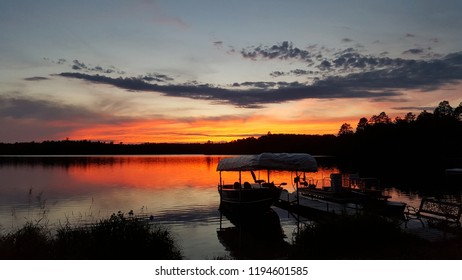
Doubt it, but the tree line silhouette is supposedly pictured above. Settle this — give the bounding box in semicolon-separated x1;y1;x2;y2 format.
1;100;461;173
334;101;462;182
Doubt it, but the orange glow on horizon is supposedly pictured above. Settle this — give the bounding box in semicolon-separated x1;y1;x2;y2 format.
60;115;357;143
22;88;459;144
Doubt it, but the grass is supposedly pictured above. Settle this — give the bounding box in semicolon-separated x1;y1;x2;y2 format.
0;212;183;260
3;208;462;260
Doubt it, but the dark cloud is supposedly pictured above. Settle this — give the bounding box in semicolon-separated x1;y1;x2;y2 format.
64;59;176;83
328;48;410;71
57;72;398;108
269;71;286;77
56;51;462;108
71;59;126;74
290;69;312;76
241;41;313;63
311;47;447;77
403;48;425;55
213;41;223;48
72;60;87;71
57;73;268;107
24;76;49;81
236;81;277;88
443;52;462;64
392;106;436;111
43;58;67;64
239;42;428;74
318;60;332;70
0;95;99;121
233;41;453;84
140;72;174;83
269;69;314;77
316;52;462;91
241;41;456;82
341;38;353;43
406;33;416;38
0;95;133;143
45;57;124;74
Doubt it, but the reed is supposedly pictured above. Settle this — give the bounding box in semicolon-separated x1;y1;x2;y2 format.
0;211;183;260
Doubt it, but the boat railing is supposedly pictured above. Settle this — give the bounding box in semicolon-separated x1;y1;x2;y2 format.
220;182;286;190
295;173;381;192
296;177;331;189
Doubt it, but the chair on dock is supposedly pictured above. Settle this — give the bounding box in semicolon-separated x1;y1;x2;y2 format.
404;197;462;229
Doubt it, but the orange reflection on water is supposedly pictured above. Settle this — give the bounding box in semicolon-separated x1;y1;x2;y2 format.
0;155;340;230
62;155;339;191
65;156;224;190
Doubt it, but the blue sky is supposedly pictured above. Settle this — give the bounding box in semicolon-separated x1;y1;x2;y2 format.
1;0;462;143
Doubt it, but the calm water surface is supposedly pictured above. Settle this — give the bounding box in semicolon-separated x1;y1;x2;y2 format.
0;155;449;259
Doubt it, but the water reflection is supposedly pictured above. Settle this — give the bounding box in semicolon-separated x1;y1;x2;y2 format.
0;155;460;259
217;208;289;259
0;156;224;232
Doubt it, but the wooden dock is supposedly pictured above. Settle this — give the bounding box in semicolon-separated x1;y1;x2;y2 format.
276;190;460;243
275;190;363;218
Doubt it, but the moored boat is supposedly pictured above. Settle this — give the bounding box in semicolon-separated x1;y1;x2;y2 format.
296;173;406;217
217;153;318;212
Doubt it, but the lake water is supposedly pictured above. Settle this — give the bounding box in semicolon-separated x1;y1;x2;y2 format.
0;155;455;259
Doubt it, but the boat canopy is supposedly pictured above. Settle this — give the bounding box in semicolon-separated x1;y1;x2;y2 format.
217;153;317;172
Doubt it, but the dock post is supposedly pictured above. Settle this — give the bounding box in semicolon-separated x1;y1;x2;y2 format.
296;179;300;207
238;171;242;205
296;186;299;206
219;171;223;204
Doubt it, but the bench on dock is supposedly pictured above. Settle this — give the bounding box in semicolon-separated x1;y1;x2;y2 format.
404;197;462;228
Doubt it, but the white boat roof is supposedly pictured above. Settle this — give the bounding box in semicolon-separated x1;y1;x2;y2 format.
217;153;318;172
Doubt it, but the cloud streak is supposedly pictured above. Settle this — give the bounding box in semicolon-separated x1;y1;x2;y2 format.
45;58;127;75
241;41;313;64
0;95;112;142
71;60;126;75
57;72;400;108
55;50;462;108
23;76;50;81
240;42;444;74
0;94;134;126
403;48;425;55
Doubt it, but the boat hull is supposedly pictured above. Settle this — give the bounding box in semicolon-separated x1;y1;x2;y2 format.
219;187;282;212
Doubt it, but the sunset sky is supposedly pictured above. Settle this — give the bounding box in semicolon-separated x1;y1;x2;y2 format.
1;0;462;143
